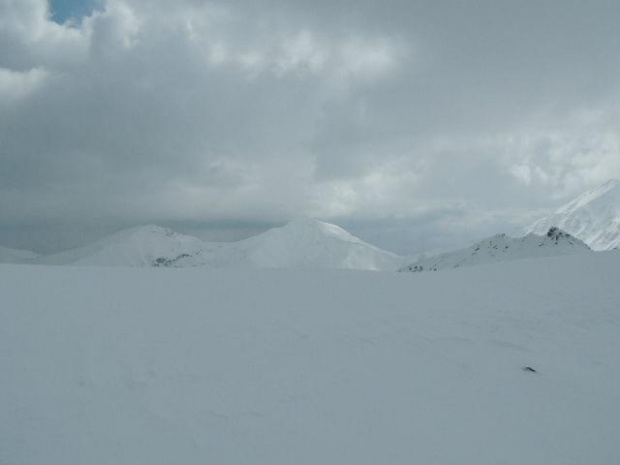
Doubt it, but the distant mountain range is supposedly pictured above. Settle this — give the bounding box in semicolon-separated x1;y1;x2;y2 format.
36;225;204;267
3;179;619;270
399;227;591;273
30;218;405;271
5;222;594;273
526;179;620;251
172;217;405;271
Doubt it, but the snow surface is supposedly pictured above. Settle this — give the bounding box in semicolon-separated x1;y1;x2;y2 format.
35;218;405;271
526;179;620;250
2;253;620;464
0;245;38;264
399;227;590;272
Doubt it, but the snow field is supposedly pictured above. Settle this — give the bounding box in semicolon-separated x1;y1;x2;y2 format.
1;251;619;464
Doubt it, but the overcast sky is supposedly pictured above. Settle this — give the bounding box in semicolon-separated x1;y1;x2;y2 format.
1;0;619;254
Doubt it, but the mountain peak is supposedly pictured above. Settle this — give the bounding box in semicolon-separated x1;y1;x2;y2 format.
526;180;620;250
400;228;590;273
283;217;330;230
36;220;404;271
545;227;577;243
278;217;360;243
557;179;620;215
38;225;203;267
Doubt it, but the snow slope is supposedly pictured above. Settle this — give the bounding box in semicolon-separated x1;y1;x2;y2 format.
37;225;204;267
526;179;620;250
0;246;38;264
1;254;619;464
35;219;405;271
179;217;404;271
399;227;590;272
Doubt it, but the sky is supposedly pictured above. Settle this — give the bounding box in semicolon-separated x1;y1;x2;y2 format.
1;0;620;254
50;0;100;23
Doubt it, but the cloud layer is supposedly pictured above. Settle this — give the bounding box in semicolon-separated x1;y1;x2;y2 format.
1;0;620;253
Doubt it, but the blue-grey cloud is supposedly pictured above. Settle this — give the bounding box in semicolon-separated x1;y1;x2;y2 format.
1;0;619;253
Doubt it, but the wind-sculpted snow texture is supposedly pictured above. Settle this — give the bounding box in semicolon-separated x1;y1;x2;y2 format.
527;179;620;250
34;219;405;271
399;227;590;272
1;252;620;465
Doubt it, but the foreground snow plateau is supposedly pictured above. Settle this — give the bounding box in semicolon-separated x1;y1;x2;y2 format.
2;253;620;464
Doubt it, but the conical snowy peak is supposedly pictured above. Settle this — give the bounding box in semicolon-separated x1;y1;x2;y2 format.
276;217;363;244
248;218;401;269
400;228;590;273
526;180;620;250
252;217;374;250
179;218;405;271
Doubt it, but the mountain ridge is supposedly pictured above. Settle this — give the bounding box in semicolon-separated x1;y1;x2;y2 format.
37;225;204;267
399;227;591;273
35;219;405;271
526;179;620;250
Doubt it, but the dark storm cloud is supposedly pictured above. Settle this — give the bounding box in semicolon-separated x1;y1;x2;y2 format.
1;0;619;253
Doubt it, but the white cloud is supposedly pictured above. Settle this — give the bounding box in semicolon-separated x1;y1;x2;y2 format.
0;0;89;69
87;0;143;50
275;30;327;76
337;37;402;80
0;66;48;102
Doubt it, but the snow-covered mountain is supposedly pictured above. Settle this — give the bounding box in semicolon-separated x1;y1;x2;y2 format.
179;217;404;271
37;219;404;271
526;179;620;250
0;246;39;264
399;227;590;272
37;225;204;267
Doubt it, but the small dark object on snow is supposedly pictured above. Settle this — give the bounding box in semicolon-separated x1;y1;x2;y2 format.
522;366;537;373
